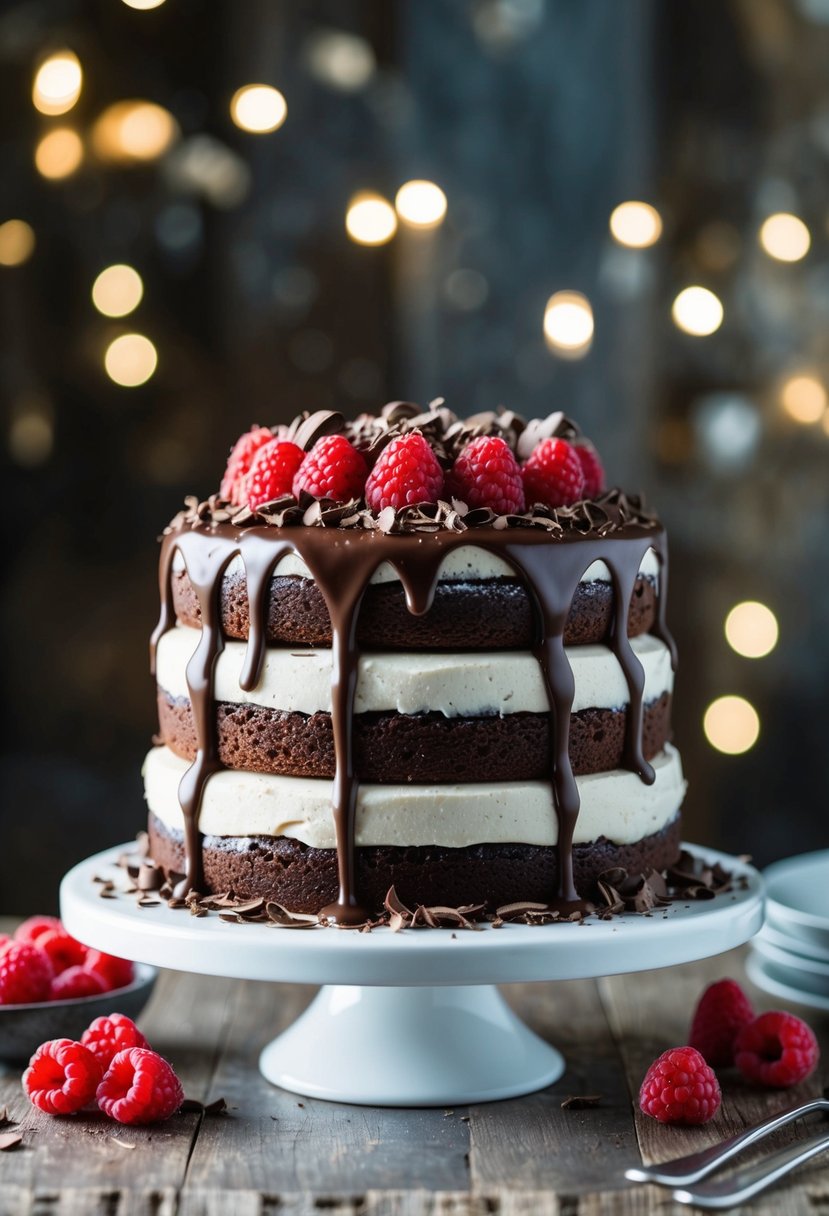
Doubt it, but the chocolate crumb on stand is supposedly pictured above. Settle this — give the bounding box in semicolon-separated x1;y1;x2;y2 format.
145;405;685;924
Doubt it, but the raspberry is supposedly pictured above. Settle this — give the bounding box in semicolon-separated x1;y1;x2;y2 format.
220;426;274;505
84;950;135;992
735;1011;820;1088
575;442;605;498
448;436;525;514
521;438;586;508
37;929;88;977
247;439;305;509
82;1014;150;1071
97;1048;184;1125
364;432;445;512
50;967;108;1001
639;1046;721;1125
14;915;63;945
292;435;368;503
689;979;755;1068
0;942;53;1005
23;1039;102;1115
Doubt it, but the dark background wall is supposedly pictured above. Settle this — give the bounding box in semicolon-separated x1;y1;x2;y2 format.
0;0;827;912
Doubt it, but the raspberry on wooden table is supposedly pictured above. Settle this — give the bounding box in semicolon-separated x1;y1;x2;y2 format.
247;439;305;509
50;966;108;1001
689;979;755;1067
735;1011;820;1087
220;425;274;505
574;442;605;498
14;916;62;945
84;950;135;992
81;1013;150;1071
292;434;368;503
639;1046;721;1125
37;929;88;976
448;435;525;514
97;1048;184;1125
24;1039;102;1115
521;437;586;508
0;941;53;1004
364;432;445;512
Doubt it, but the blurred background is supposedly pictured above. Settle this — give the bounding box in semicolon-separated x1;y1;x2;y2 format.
0;0;827;912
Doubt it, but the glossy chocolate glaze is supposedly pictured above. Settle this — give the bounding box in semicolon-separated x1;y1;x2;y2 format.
150;520;674;923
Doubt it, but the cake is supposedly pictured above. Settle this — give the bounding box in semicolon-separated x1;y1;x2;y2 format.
145;402;685;925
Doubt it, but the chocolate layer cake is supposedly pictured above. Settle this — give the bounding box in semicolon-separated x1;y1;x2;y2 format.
145;404;685;923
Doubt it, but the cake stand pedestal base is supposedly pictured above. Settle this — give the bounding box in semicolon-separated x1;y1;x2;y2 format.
258;983;563;1106
61;842;763;1109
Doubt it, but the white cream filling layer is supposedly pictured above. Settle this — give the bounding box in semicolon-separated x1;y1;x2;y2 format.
156;627;674;717
143;743;685;850
171;545;660;586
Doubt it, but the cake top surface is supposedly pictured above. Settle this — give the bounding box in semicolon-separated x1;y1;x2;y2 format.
166;401;661;539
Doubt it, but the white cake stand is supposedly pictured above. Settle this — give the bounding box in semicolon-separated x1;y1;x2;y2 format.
61;843;763;1107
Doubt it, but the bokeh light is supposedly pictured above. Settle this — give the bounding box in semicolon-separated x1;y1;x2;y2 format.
104;333;158;387
395;180;448;228
671;286;723;336
306;30;375;91
609;201;663;248
759;212;811;262
92;265;144;317
230;85;287;134
121;0;166;8
724;601;779;659
543;291;594;356
780;374;826;424
345;193;397;245
34;128;83;179
0;220;36;266
703;695;761;755
92;101;177;163
33;51;82;116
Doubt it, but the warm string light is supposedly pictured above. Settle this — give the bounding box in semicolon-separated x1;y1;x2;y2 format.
724;602;779;659
92;101;177;163
671;286;723;336
609;201;662;248
543;291;594;357
779;374;826;424
230;85;287;134
104;333;157;386
33;51;82;116
758;213;811;262
395;180;447;228
345;192;397;245
703;695;760;755
92;265;144;317
0;220;36;266
35;128;83;179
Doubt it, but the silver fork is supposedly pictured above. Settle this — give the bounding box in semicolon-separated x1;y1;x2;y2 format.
625;1094;829;1188
673;1129;829;1209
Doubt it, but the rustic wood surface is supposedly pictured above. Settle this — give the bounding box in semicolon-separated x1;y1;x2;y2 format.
1;922;828;1215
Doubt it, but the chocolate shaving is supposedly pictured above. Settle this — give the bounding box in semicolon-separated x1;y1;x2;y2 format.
561;1094;602;1110
265;902;319;929
110;1137;136;1150
0;1133;22;1151
179;1097;227;1115
0;1108;14;1128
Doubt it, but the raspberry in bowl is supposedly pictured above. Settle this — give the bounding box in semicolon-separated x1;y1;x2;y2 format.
0;917;157;1062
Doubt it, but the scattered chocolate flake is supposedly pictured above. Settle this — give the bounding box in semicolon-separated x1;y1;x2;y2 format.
561;1094;602;1110
137;862;164;892
265;902;319;929
0;1133;22;1151
0;1108;14;1128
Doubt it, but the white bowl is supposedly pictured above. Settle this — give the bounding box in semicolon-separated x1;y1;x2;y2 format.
747;952;829;1013
756;922;829;965
763;851;829;954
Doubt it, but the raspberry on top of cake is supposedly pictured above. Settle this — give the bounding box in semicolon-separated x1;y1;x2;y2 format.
146;402;683;925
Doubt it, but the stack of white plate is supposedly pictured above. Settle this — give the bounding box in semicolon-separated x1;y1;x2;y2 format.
748;850;829;1011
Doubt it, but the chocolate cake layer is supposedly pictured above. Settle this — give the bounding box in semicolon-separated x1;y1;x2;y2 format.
147;812;683;913
157;691;672;782
171;570;657;651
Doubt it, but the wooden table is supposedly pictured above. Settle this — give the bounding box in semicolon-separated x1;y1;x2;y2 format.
1;939;828;1216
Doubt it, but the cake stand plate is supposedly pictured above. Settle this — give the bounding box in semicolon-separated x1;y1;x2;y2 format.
61;843;763;1107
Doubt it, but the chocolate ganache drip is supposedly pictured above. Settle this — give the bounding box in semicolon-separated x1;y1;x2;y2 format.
150;516;674;921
